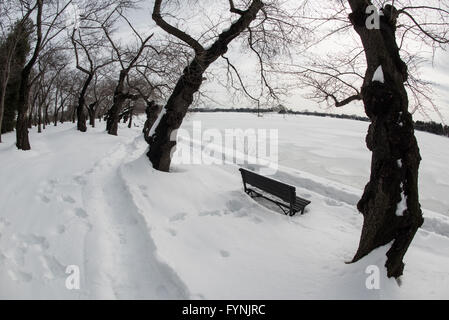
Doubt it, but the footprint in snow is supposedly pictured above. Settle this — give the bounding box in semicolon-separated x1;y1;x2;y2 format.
226;199;244;212
39;195;51;203
73;175;87;186
57;225;66;234
8;270;33;283
169;212;187;223
167;229;177;237
20;234;50;250
0;217;11;229
75;208;88;219
42;255;67;279
139;185;150;199
252;216;263;224
62;195;76;204
118;233;127;244
219;250;230;258
199;210;221;217
325;199;343;207
233;211;249;218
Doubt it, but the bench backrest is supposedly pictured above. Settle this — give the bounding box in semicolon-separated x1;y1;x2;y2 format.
239;168;295;203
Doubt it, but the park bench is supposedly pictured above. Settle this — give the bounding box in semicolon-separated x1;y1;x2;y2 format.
239;168;311;216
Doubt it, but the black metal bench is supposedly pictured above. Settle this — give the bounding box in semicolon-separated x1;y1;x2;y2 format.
239;168;311;216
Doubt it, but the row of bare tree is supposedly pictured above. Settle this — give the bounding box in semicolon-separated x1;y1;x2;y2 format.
0;0;184;144
1;0;448;279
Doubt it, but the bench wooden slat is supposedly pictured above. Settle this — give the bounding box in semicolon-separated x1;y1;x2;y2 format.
295;197;311;206
240;169;294;203
239;168;311;216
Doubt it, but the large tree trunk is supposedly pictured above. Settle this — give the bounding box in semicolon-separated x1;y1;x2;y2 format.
127;108;133;128
0;80;7;143
77;96;87;132
53;89;58;126
106;95;125;136
348;0;424;278
60;105;64;124
88;103;96;128
37;102;42;133
147;0;264;171
106;71;129;136
0;22;17;142
0;57;12;142
143;101;162;143
44;104;49;127
76;73;93;133
16;0;43;150
16;69;34;149
147;58;206;171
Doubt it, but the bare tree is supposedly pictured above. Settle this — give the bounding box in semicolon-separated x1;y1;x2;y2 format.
291;0;448;278
0;2;34;142
146;0;265;171
283;1;446;120
15;0;74;150
69;0;120;132
30;49;68;132
102;6;155;136
52;69;75;126
348;0;447;278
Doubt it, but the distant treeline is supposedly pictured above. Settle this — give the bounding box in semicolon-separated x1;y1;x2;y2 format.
188;108;449;138
414;121;449;137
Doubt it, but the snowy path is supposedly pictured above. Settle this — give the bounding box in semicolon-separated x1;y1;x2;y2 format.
79;137;189;299
0;123;189;299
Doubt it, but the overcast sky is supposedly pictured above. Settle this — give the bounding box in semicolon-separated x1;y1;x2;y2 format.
121;0;449;124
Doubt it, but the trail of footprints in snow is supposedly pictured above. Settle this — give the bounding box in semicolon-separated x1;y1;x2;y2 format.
0;218;11;266
0;218;37;282
3;175;93;283
165;209;232;259
161;192;269;260
5;232;66;283
37;176;90;222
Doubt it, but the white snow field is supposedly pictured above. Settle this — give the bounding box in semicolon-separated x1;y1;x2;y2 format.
0;113;448;299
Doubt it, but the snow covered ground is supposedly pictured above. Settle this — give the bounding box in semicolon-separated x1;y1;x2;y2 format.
0;113;448;299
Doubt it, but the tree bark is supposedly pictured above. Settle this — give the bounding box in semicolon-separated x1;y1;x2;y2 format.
16;67;36;148
106;70;128;136
103;29;152;136
88;101;97;128
60;104;64;123
146;58;205;171
147;0;264;171
127;108;133;128
76;73;93;133
106;69;141;135
0;55;13;142
37;101;42;133
44;104;49;127
143;101;162;144
16;0;43;150
348;0;424;278
0;79;8;143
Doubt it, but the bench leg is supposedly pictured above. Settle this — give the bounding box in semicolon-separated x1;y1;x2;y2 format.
289;207;295;217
